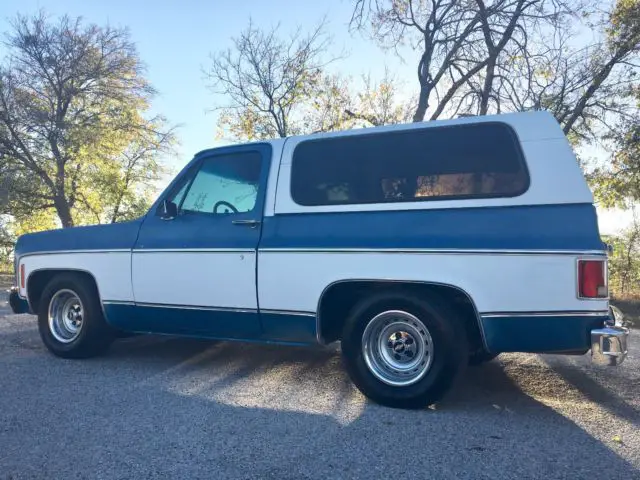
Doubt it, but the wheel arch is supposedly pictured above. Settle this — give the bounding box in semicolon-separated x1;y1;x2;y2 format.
26;268;102;314
315;279;487;351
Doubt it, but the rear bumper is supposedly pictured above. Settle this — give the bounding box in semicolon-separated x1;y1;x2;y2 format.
8;287;29;314
591;306;629;366
590;326;628;366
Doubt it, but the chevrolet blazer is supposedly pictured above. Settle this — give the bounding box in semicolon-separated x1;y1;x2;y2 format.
10;110;629;409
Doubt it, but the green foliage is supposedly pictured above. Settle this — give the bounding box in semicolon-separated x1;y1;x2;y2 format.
0;11;176;230
605;221;640;296
70;109;175;224
608;0;640;52
0;210;58;271
0;218;13;272
589;86;640;208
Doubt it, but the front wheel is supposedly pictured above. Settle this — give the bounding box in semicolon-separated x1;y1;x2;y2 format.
341;293;468;409
38;273;115;359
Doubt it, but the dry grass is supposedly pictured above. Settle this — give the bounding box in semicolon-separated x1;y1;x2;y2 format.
610;294;640;329
0;274;13;291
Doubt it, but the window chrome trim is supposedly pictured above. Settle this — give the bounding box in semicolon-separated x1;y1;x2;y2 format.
260;309;316;317
102;300;136;306
133;302;258;313
102;300;316;317
18;248;608;257
19;248;258;257
132;248;255;254
19;249;131;258
260;248;607;256
102;302;315;318
481;311;609;318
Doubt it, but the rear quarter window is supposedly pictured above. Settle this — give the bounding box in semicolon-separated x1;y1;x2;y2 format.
290;122;529;206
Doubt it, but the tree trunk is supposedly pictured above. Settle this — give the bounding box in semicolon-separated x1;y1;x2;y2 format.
562;55;619;136
412;83;432;122
479;57;496;115
54;196;74;228
110;186;126;224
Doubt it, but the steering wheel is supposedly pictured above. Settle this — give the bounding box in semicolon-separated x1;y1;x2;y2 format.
213;200;239;214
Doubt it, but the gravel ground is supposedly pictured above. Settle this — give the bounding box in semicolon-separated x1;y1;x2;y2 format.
0;290;638;479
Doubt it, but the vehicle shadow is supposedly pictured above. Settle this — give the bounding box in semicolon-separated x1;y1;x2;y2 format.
537;331;639;428
0;325;638;479
546;363;640;426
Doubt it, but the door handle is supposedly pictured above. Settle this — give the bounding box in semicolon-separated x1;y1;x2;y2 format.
232;219;261;227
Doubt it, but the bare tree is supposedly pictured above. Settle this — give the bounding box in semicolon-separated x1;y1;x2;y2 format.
206;18;338;140
350;0;635;135
472;0;548;115
490;0;639;141
351;0;486;122
558;0;639;138
350;1;576;120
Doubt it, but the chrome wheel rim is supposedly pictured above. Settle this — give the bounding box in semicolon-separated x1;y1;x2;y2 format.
361;310;434;386
48;289;84;344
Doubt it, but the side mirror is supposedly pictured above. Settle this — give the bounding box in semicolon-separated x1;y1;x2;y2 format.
159;200;178;220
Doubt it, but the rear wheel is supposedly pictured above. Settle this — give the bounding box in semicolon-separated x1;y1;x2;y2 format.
341;292;468;409
37;273;115;359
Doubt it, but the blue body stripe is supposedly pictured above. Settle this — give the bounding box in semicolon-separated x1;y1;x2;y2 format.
481;315;606;353
105;303;606;352
103;304;317;345
259;312;316;343
260;203;604;251
16;204;604;257
15;219;143;258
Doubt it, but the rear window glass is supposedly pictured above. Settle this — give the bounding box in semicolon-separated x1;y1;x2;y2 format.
290;122;529;206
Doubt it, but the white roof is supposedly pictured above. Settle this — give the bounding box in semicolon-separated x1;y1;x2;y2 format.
275;110;564;153
269;110;594;215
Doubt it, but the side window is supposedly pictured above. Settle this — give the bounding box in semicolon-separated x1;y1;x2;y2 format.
179;151;262;215
290;122;529;206
167;175;191;207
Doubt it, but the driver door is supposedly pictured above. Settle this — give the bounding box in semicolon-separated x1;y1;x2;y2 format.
130;144;271;338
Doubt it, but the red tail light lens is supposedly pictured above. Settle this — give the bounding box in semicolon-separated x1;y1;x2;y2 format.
578;259;607;298
20;264;25;289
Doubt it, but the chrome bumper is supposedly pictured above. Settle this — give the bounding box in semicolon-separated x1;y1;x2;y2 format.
591;307;629;366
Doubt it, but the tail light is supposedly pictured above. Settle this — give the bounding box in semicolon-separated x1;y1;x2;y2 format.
20;264;25;289
578;259;607;299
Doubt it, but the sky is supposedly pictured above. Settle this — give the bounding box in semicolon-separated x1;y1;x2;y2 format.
1;0;391;166
0;0;631;234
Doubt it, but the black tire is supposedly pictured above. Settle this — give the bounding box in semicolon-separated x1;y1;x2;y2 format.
468;351;498;366
37;273;115;359
341;292;468;409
